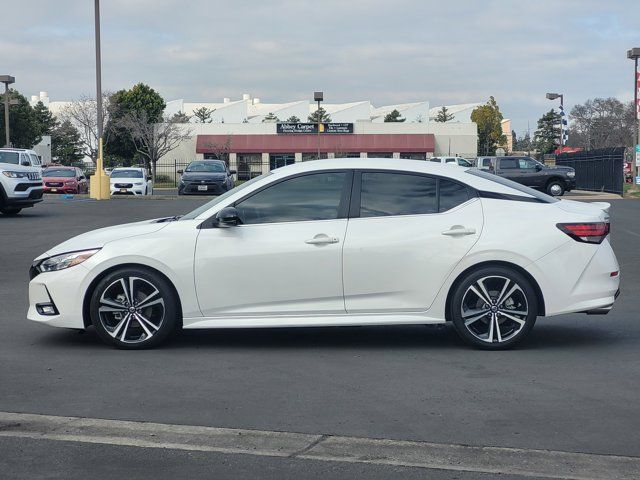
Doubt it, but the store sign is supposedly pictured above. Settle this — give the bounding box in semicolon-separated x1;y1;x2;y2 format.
277;123;354;134
636;144;640;166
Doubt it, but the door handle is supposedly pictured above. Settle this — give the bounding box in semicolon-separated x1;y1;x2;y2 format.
305;234;339;245
442;226;476;236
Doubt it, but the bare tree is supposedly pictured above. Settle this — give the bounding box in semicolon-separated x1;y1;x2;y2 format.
205;136;233;162
120;111;192;184
58;93;112;163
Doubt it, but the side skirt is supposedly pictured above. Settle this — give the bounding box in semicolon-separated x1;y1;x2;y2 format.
183;313;445;329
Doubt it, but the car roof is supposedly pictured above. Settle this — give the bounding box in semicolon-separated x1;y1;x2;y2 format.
112;167;144;170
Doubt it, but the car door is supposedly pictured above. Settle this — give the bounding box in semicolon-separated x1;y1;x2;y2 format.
496;157;520;182
517;158;540;187
342;171;482;313
194;170;352;317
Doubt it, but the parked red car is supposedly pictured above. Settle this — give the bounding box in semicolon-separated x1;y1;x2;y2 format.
42;166;89;194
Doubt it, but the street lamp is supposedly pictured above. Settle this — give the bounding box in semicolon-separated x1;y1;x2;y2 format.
0;75;16;147
90;0;110;199
546;92;565;150
314;91;323;160
628;48;640;150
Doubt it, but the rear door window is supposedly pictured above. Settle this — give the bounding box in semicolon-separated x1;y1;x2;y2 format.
499;158;518;169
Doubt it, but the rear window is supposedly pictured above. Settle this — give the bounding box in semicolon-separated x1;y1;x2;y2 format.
0;151;19;165
466;169;558;203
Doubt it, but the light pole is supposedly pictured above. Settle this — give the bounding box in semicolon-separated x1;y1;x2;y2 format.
90;0;110;199
314;91;323;160
628;48;640;181
0;75;15;147
546;92;565;151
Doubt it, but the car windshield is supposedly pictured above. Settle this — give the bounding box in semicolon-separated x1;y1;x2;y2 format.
466;169;558;203
180;174;268;220
186;162;225;173
0;151;19;165
43;168;75;178
111;169;143;178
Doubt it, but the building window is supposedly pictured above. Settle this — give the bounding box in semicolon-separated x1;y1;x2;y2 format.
334;152;361;158
301;153;329;162
236;153;263;181
270;154;295;170
367;152;393;158
400;153;427;160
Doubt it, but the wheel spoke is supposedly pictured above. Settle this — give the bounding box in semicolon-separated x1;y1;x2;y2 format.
468;284;491;305
487;313;495;342
135;312;160;332
499;311;526;326
503;309;528;316
136;290;161;309
496;278;511;306
119;314;132;341
494;314;503;342
99;298;127;310
99;305;127;313
462;308;490;318
498;283;521;307
128;277;137;305
476;279;493;305
134;313;153;338
108;314;129;338
464;310;490;326
119;278;131;304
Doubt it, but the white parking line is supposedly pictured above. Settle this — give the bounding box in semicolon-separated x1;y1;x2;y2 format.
1;411;638;479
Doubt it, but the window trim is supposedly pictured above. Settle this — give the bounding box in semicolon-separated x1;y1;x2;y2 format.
349;169;477;219
200;169;354;228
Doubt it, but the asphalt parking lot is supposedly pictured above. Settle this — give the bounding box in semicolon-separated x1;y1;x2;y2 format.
1;195;639;479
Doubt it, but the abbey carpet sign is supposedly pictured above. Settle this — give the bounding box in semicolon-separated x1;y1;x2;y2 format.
277;123;354;134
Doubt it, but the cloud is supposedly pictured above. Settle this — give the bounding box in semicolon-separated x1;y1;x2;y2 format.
3;0;639;132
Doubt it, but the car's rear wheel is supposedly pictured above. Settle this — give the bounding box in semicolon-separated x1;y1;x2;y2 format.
89;268;179;349
450;266;537;349
0;207;22;215
546;179;565;196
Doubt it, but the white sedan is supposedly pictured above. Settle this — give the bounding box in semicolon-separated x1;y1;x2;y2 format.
109;167;152;196
27;159;620;349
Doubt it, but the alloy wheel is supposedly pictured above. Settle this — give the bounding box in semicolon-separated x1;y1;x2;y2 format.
460;275;528;344
98;276;165;344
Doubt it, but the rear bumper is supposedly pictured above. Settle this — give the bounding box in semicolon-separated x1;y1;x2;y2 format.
179;183;228;195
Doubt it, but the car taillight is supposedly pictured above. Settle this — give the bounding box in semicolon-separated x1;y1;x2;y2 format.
557;222;610;244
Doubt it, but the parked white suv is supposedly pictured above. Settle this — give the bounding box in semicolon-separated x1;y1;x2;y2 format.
429;156;473;167
0;149;44;215
109;167;153;196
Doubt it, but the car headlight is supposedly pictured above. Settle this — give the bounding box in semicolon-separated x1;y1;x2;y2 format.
2;171;31;178
65;181;76;185
566;171;575;178
37;249;101;272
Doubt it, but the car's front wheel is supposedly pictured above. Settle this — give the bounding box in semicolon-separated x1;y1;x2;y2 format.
546;179;565;196
450;266;537;349
89;267;179;349
0;207;22;215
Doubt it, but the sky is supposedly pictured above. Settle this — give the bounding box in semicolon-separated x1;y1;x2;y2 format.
3;0;639;133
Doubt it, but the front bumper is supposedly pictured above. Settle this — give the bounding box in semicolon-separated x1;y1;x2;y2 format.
110;186;146;196
27;264;89;329
4;187;44;207
44;184;78;194
179;182;228;195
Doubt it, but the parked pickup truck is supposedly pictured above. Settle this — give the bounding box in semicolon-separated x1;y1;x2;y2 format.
479;156;576;196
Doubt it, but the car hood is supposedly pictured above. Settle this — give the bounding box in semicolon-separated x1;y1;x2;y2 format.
0;162;40;173
182;172;227;181
35;219;170;260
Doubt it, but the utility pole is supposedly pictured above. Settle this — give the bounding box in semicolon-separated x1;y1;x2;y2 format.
628;48;640;183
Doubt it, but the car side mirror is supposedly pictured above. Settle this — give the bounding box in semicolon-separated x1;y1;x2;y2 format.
177;169;183;175
214;207;240;228
535;164;543;171
229;169;237;175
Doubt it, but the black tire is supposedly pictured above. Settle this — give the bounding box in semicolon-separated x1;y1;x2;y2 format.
89;267;179;349
546;179;565;197
450;266;538;350
0;207;22;215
